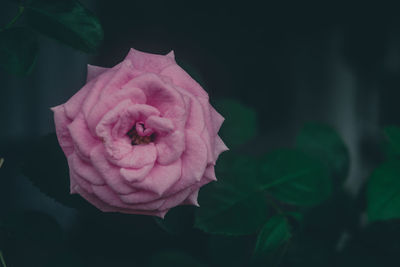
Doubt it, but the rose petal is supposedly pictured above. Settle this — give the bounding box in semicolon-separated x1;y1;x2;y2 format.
69;153;104;185
120;164;153;182
145;115;174;134
214;135;229;161
125;48;175;73
109;143;157;169
51;105;74;156
90;145;135;194
160;64;209;99
155;130;185;165
130;159;182;196
87;64;108;82
164;130;207;195
68;113;100;159
86;87;147;135
210;106;225;135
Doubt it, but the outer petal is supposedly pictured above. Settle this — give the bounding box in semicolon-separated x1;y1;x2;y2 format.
90;145;135;194
160;64;209;99
52;105;74;156
164;130;208;195
125;48;176;73
87;64;108;82
129;159;182;196
67;113;100;160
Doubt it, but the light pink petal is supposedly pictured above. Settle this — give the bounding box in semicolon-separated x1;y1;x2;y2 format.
51;105;74;156
87;64;108;82
164;130;208;195
160;64;209;99
214;135;229;161
91;185;133;208
67;113;100;159
86;87;146;135
145;116;174;134
68;153;104;185
159;187;193;210
155;130;185;165
63;82;93;120
166;50;175;59
203;165;217;181
174;86;205;133
125;73;186;115
109;143;157;169
90;145;135;194
120;164;153;182
182;189;200;206
210;106;225;135
125;48;175;73
131;159;182;196
119;189;162;204
70;169;93;193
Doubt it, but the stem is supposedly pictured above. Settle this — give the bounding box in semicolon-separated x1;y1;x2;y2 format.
0;6;25;32
0;250;7;267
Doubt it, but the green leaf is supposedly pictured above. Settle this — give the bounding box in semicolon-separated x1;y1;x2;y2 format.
261;149;332;206
252;215;291;266
367;160;400;222
26;0;103;53
149;250;206;267
195;154;270;235
154;205;195;235
214;99;258;148
21;134;94;210
296;122;349;184
0;27;38;75
384;126;400;156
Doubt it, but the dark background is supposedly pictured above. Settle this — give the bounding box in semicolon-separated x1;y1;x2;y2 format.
1;1;400;266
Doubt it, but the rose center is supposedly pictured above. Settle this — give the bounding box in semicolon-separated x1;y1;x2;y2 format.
126;122;155;145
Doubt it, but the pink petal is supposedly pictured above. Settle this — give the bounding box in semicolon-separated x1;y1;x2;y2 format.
145;116;174;134
155;130;185;165
125;48;175;73
67;113;100;159
181;189;200;206
51;105;74;156
120;164;153;182
90;145;135;194
164;130;208;195
125;73;186;115
210;106;225;135
214;135;229;161
68;152;104;185
109;143;157;169
87;64;108;82
130;159;182;196
86;87;147;135
160;64;209;99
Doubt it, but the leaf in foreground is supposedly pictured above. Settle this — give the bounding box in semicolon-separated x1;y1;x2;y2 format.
367;160;400;222
0;27;38;75
26;0;103;53
296;122;349;184
261;149;332;207
252;215;291;266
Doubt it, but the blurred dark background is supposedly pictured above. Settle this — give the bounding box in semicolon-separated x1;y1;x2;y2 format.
1;1;400;266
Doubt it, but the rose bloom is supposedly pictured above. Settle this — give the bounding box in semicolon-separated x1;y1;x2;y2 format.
52;48;228;217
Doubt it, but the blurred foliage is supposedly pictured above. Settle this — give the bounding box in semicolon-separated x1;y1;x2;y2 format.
0;0;103;75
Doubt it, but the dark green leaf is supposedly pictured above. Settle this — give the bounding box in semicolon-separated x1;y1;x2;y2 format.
0;27;38;75
195;183;269;235
154;205;195;235
214;99;258;148
195;154;270;235
252;215;291;266
296;122;349;184
149;250;206;267
367;160;400;222
21;133;94;210
384;126;400;156
26;0;103;53
261;149;332;206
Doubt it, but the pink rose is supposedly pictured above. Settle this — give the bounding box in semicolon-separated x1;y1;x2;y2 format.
52;48;228;217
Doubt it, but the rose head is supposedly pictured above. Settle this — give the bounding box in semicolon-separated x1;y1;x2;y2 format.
52;48;228;217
